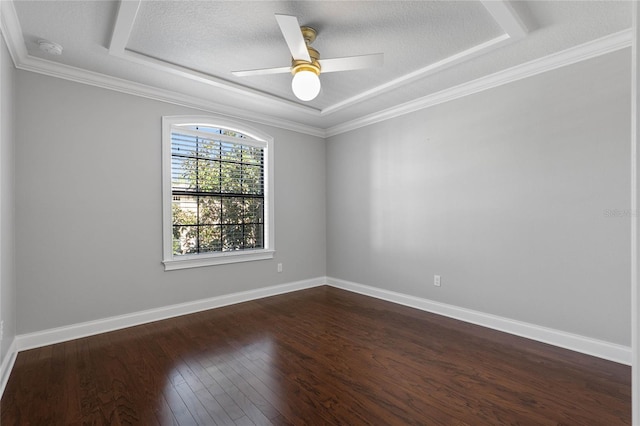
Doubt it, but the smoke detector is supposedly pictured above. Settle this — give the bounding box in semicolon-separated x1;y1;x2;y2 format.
37;40;63;56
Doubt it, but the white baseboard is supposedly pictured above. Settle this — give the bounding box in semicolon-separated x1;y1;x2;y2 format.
326;277;632;365
0;338;18;398
4;274;630;403
15;277;325;352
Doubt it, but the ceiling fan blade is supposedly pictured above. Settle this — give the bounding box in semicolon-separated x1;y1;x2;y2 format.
319;53;384;73
275;14;311;62
231;66;292;77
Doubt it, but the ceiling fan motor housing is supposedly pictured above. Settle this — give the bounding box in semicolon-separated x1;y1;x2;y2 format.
292;45;321;76
291;26;321;76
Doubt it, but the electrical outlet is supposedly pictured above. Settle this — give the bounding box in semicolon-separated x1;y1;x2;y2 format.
0;320;4;341
277;263;283;273
434;275;441;287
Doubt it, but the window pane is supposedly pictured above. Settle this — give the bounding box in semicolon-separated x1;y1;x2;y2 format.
242;146;263;165
197;138;220;161
242;165;263;195
172;133;197;156
199;225;222;253
222;225;244;251
172;197;197;225
244;198;264;224
172;225;198;255
221;142;241;162
198;197;221;225
244;224;264;249
172;156;197;191
197;159;221;192
220;161;242;193
222;197;244;224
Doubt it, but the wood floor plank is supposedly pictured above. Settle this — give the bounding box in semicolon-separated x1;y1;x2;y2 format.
192;386;235;425
153;393;179;426
163;385;198;426
1;286;630;424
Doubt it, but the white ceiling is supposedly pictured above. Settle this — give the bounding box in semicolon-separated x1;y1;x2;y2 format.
1;1;633;135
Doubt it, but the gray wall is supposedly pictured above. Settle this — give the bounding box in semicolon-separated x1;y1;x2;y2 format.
9;41;632;349
1;34;16;362
15;71;326;334
327;49;631;346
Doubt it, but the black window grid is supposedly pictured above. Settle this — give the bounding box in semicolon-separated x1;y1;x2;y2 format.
171;130;265;255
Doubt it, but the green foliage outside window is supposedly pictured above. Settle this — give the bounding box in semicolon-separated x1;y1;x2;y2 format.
171;128;264;255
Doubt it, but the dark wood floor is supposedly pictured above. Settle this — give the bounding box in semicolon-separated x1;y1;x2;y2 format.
1;286;630;425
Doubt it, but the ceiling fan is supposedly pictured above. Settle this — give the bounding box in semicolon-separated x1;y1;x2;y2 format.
232;14;384;102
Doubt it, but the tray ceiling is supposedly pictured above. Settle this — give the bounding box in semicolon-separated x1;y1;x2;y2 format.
1;1;633;135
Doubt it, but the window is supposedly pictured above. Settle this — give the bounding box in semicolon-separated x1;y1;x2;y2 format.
162;116;274;270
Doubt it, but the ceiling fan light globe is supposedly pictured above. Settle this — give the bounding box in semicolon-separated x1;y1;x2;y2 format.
291;70;321;101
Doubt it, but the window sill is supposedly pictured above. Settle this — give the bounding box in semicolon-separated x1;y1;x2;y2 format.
163;249;275;271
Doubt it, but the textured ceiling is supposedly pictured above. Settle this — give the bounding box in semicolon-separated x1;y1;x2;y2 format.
126;1;501;108
5;1;633;132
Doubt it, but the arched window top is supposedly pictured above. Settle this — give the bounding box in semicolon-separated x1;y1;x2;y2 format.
168;116;273;144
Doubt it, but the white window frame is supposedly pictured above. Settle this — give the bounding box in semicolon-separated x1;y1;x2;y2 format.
162;115;275;270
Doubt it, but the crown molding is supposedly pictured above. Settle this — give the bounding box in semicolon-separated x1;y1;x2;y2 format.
108;0;528;118
109;0;320;118
2;0;632;140
0;0;26;65
0;1;325;138
321;33;513;117
20;55;327;138
326;28;633;137
322;0;529;117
